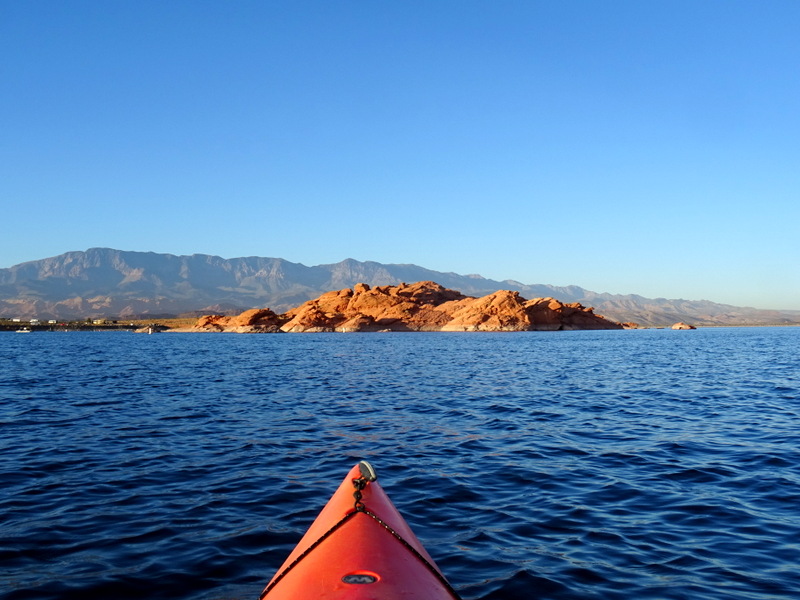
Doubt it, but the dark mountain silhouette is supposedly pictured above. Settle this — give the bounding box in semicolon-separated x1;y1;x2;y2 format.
1;248;798;327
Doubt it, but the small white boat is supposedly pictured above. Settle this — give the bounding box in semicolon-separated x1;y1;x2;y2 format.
15;327;32;333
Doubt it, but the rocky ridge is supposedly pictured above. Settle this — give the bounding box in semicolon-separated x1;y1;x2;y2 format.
184;281;624;333
3;248;797;326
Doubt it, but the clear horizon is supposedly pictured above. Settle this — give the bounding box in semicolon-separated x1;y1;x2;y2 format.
2;2;798;310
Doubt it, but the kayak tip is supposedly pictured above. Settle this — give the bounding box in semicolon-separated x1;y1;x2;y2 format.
358;459;378;482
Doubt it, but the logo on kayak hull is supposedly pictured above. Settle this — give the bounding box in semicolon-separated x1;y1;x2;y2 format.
342;571;379;584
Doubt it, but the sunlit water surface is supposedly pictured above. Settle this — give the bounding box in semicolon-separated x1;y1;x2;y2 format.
2;328;799;599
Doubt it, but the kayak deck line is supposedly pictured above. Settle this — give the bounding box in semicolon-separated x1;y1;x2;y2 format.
259;509;359;598
260;461;462;599
351;505;461;598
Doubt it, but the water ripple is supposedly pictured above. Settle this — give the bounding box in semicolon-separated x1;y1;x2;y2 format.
1;328;799;599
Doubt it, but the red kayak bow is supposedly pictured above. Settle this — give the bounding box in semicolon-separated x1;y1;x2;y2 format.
260;461;461;599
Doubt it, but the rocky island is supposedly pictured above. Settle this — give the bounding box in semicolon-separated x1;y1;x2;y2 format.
184;281;625;333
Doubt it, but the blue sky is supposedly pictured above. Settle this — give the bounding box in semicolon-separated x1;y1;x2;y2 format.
2;1;798;310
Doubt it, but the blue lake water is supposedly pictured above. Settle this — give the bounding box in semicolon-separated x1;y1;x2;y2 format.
1;328;799;599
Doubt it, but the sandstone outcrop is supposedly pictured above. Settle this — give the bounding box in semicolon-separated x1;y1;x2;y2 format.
188;281;623;332
671;322;697;330
191;308;283;333
281;281;466;332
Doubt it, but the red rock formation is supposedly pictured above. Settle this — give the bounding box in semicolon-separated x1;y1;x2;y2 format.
189;281;623;332
192;308;283;332
281;281;464;332
671;322;696;330
442;290;532;331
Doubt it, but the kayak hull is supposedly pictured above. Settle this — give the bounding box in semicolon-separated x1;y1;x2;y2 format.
261;463;459;599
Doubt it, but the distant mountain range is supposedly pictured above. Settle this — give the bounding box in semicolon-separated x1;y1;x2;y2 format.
1;248;798;327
